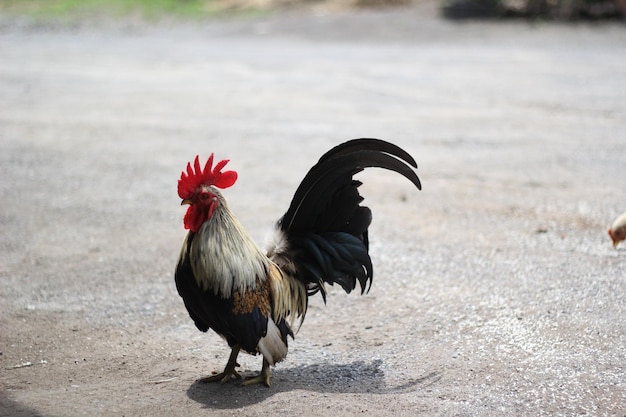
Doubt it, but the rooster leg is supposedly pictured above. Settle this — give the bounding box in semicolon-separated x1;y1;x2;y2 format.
198;346;242;384
241;359;271;387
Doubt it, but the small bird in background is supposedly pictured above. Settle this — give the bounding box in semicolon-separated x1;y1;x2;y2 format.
174;138;421;386
608;211;626;247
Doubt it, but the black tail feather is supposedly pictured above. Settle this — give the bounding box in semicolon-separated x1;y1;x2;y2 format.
281;148;421;233
317;138;418;168
278;138;420;300
290;232;373;302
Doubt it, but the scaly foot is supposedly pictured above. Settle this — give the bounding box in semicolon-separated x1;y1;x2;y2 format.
240;359;271;387
198;346;241;384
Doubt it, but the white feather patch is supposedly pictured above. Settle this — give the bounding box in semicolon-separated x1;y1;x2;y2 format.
257;318;288;366
265;226;289;258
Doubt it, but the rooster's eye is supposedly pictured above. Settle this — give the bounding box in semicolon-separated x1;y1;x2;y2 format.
199;194;209;201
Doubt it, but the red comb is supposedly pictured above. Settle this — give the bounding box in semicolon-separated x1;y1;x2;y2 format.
178;154;238;199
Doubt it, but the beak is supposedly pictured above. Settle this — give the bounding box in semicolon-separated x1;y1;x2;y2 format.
181;198;192;206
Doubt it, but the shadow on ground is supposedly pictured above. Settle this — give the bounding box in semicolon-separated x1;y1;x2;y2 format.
0;392;48;417
187;360;441;409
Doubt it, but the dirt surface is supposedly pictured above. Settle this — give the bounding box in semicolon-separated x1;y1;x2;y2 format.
1;3;625;416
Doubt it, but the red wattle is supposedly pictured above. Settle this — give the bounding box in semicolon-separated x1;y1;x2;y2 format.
183;200;218;233
184;206;205;233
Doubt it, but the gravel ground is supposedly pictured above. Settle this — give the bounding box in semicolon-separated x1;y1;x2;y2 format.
1;3;625;416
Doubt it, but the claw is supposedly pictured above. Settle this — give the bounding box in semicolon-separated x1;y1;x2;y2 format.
198;368;242;384
240;359;271;387
196;347;273;387
198;346;242;384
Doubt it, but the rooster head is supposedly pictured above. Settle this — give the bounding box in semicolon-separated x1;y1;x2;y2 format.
178;154;238;232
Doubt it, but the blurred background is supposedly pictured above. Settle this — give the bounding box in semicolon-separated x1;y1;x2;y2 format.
0;0;624;21
1;0;624;416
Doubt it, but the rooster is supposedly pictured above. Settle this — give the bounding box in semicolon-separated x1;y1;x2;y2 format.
175;138;421;386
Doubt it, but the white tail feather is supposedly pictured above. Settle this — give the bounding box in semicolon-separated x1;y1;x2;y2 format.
257;319;288;366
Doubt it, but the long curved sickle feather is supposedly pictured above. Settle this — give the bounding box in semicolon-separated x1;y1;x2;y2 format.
317;138;418;168
281;143;421;233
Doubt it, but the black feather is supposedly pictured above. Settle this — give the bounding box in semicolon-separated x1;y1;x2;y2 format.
281;146;421;232
278;139;420;299
317;138;418;168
